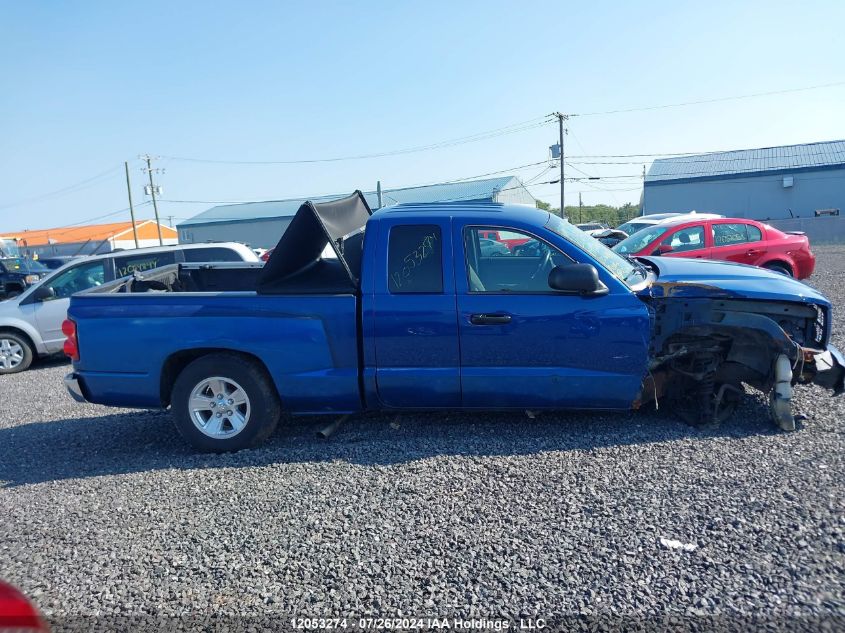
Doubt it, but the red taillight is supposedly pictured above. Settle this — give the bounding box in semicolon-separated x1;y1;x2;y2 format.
62;318;79;361
0;580;49;631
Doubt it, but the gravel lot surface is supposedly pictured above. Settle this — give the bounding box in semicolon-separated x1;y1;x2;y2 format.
1;246;844;632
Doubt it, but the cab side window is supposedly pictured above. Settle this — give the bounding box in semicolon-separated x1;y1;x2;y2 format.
713;223;750;247
464;227;569;293
42;260;106;299
662;225;705;252
746;224;762;242
387;225;443;294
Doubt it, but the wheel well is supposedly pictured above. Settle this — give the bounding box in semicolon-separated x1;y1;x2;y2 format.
764;260;793;275
657;323;785;387
160;348;277;407
0;327;36;354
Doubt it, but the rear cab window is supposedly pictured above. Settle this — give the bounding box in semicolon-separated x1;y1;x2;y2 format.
387;225;443;293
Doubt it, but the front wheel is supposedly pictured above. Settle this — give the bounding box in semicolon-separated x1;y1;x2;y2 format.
171;354;281;452
0;332;33;374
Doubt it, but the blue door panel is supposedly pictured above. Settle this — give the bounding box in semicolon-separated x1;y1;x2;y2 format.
454;220;651;409
372;218;461;408
373;295;461;407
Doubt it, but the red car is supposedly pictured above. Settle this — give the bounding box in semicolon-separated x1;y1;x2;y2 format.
477;229;531;252
613;217;815;279
0;580;48;631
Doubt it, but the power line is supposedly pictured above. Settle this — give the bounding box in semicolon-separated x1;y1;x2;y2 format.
159;159;556;206
0;164;124;211
5;201;152;238
164;180;563;221
161;116;554;165
570;80;845;117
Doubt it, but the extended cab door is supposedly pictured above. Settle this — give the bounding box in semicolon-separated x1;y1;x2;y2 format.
371;218;461;408
455;222;650;409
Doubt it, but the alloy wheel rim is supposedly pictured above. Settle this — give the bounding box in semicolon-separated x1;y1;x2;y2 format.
0;338;24;369
188;376;251;438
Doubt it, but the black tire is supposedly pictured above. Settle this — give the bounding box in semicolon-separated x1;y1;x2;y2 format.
171;353;281;452
0;331;34;374
764;262;792;277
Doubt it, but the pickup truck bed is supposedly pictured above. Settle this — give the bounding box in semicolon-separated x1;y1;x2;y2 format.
73;274;361;413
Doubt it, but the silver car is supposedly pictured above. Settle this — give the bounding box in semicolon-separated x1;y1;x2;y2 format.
0;242;258;373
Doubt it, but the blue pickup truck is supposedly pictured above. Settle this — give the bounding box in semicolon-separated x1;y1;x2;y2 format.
62;193;844;452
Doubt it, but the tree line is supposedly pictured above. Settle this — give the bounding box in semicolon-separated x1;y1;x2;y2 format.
536;200;641;227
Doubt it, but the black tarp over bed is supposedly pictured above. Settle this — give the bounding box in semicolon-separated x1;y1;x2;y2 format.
257;191;372;294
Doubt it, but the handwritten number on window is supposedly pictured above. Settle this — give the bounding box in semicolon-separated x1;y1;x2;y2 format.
391;233;438;289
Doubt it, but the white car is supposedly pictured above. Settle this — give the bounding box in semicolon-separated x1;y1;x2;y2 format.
575;222;610;237
616;211;723;237
0;242;258;373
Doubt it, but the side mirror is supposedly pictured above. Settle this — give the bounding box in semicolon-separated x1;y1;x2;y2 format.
548;264;609;297
653;244;673;256
32;285;55;301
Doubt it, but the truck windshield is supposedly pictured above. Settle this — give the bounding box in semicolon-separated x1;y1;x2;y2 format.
0;258;49;273
545;214;641;286
0;239;21;258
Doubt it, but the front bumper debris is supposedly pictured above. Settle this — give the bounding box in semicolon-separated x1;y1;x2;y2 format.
809;345;845;396
64;372;87;403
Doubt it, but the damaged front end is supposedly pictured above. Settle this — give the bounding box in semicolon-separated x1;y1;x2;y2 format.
639;290;845;430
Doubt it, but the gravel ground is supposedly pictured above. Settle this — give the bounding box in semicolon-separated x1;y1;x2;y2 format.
1;246;844;632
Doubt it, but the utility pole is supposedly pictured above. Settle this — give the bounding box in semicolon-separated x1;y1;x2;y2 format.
377;180;383;209
641;164;647;216
141;154;164;245
554;112;569;218
124;161;140;248
579;192;583;224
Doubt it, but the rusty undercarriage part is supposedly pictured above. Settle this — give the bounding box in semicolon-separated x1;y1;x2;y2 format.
657;343;744;427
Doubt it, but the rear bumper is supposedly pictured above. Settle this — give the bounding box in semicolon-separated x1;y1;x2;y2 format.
64;372;87;403
809;345;845;396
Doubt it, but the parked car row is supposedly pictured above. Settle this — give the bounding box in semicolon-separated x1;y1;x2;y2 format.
612;217;815;279
572;211;815;280
0;242;258;373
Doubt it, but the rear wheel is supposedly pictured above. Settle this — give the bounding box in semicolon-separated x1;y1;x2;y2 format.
764;262;792;277
171;354;281;452
0;332;33;374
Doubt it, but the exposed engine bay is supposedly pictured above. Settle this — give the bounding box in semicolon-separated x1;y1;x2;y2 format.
639;296;844;430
